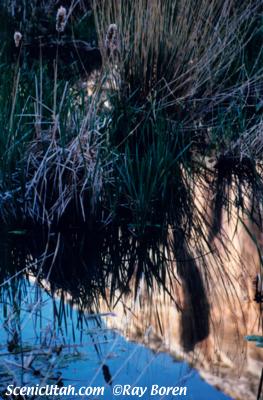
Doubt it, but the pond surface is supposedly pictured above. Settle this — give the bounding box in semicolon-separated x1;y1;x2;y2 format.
0;229;260;399
0;275;231;400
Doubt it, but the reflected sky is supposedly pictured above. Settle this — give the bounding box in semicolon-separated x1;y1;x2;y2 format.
0;275;231;399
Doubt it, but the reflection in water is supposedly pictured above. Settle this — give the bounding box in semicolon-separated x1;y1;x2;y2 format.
173;229;210;352
0;211;262;400
0;271;230;399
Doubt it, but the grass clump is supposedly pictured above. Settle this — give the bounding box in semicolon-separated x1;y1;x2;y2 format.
0;4;262;396
0;0;262;271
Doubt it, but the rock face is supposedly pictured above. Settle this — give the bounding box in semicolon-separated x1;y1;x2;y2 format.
101;183;263;400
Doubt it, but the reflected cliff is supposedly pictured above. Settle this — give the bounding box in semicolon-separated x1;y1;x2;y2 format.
1;164;263;399
0;203;262;400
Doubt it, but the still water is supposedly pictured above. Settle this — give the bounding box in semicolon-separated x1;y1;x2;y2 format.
0;275;231;399
0;229;261;399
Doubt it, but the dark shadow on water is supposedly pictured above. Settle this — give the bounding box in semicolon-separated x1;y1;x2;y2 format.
173;229;210;352
0;226;210;351
0;227;233;400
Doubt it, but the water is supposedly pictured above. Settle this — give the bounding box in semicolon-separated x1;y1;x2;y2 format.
0;275;231;400
0;229;261;399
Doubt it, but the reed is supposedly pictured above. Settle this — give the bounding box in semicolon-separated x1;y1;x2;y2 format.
0;1;262;276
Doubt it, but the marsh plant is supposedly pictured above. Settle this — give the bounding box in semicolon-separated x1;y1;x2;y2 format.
0;2;262;398
0;1;262;325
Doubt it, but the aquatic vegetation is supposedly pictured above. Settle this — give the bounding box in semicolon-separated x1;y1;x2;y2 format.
0;2;262;397
0;0;261;335
0;0;261;230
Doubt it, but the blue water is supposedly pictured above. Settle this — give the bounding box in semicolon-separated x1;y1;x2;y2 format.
0;277;232;399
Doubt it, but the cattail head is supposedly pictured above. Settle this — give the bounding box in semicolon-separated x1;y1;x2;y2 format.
56;6;67;33
14;31;22;47
105;24;120;57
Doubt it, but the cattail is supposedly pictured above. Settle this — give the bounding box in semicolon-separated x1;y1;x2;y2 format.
14;31;22;47
105;24;119;57
56;6;67;33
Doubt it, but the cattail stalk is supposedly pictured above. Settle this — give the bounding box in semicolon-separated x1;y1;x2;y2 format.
14;31;22;47
56;6;67;33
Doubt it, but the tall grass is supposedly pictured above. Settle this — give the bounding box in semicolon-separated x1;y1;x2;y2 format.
0;4;262;398
0;0;261;225
94;0;263;101
0;1;262;312
92;0;263;255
